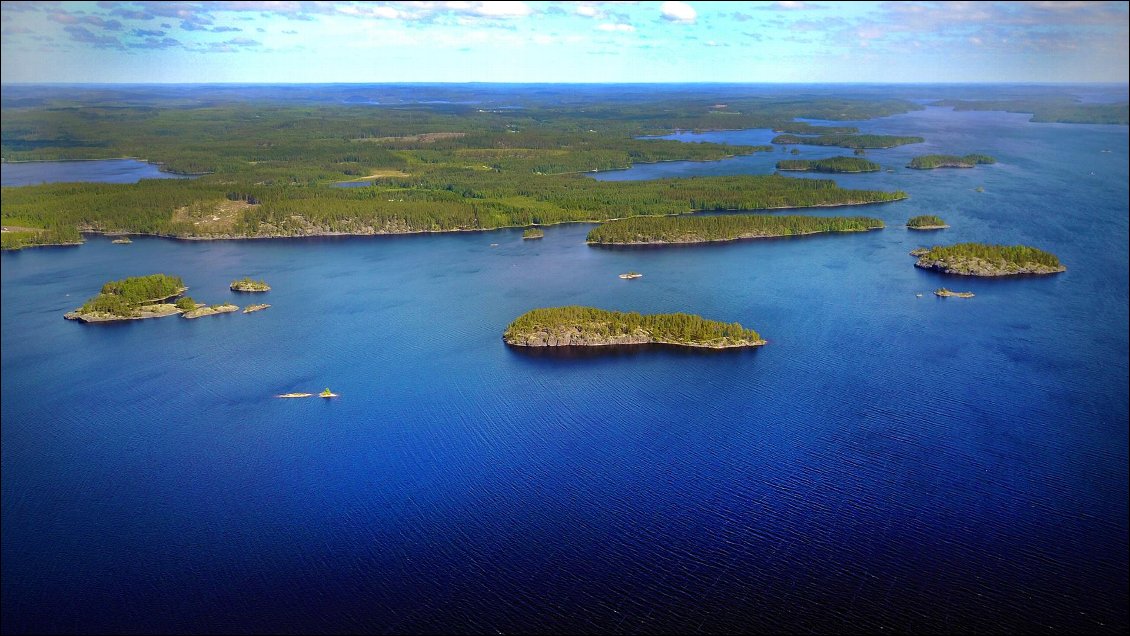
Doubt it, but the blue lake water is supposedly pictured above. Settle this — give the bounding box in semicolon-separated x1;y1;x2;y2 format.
2;107;1128;633
1;158;190;187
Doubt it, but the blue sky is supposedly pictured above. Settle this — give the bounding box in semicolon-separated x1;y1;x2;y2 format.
2;1;1127;83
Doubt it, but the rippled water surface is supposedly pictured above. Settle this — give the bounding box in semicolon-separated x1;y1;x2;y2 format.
2;107;1127;634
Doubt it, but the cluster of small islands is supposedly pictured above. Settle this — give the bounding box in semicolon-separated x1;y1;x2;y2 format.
1;89;1079;353
63;274;271;323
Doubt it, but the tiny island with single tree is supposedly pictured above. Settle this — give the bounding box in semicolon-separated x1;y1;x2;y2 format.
587;215;884;245
64;274;188;323
911;243;1065;276
503;306;764;349
230;277;271;292
776;157;881;173
522;228;545;240
243;304;270;314
907;215;949;230
908;154;996;169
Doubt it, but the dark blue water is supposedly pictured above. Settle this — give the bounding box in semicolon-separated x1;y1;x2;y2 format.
0;159;190;186
2;108;1127;634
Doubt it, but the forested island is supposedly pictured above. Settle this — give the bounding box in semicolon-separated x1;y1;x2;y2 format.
0;90;923;249
1;225;83;251
522;228;544;240
230;277;270;292
907;215;949;230
935;288;975;298
503;306;764;349
587;215;884;245
908;154;996;169
775;157;881;173
64;274;188;322
911;243;1066;276
771;134;925;149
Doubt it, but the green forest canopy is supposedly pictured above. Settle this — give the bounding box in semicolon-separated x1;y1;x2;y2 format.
1;93;923;248
776;157;881;172
916;243;1062;268
908;154;996;169
907;215;946;227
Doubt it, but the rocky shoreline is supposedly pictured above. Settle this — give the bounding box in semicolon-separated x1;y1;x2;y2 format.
64;303;182;323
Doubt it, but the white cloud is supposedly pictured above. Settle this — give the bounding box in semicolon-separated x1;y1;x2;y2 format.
597;23;635;32
466;2;533;18
577;5;599;18
660;1;696;23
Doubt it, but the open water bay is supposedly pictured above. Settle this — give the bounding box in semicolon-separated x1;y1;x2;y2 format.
2;107;1127;633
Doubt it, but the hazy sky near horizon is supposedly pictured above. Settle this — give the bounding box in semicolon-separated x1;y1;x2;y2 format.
2;1;1127;84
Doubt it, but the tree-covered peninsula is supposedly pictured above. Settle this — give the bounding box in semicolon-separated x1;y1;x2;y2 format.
503;306;764;349
771;134;925;149
64;274;188;322
1;224;82;251
0;89;922;249
908;154;996;169
907;215;948;229
910;243;1065;276
776;157;881;173
587;215;884;245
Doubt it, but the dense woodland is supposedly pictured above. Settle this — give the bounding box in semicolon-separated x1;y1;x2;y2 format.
776;157;881;173
1;93;923;248
908;154;996;169
504;306;761;345
587;214;884;244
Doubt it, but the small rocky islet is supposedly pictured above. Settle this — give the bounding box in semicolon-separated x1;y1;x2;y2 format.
230;277;271;292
